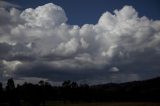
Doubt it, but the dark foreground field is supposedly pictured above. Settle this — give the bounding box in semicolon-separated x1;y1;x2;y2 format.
1;102;160;106
43;102;160;106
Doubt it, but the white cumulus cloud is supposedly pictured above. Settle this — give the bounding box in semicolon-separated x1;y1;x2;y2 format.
0;3;160;84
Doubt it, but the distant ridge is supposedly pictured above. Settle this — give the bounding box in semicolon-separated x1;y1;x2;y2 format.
92;76;160;87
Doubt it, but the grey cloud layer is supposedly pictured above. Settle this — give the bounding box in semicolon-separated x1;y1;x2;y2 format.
0;3;160;84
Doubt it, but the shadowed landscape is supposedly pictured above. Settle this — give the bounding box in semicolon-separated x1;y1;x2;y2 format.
0;77;160;106
0;0;160;106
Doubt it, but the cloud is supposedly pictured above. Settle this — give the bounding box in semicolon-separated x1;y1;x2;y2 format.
0;3;160;84
0;1;20;8
20;3;67;28
52;38;79;56
0;43;12;57
109;67;119;72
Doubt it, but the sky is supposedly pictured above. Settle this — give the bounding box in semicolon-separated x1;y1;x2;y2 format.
0;0;160;85
3;0;160;25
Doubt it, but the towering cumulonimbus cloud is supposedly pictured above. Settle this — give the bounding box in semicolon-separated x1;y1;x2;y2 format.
0;3;160;84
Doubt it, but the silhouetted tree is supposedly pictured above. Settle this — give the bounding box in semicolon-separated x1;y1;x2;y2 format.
39;80;45;86
6;78;20;106
0;82;2;92
38;80;46;106
0;82;3;103
62;80;71;88
6;78;15;91
71;82;78;88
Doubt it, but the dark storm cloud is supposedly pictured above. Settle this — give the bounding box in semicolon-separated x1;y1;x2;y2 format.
14;62;102;82
0;42;12;56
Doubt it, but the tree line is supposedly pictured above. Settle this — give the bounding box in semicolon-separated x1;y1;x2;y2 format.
0;77;160;106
